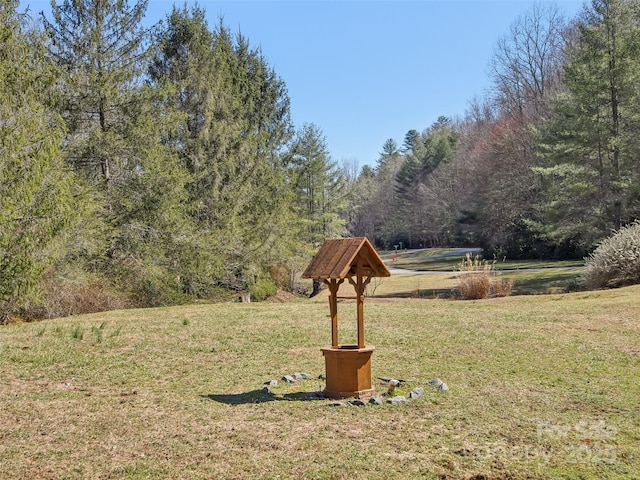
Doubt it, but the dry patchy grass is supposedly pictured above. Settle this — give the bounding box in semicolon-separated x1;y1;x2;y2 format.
1;287;639;479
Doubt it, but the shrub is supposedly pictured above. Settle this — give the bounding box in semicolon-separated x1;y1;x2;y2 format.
455;253;514;300
113;260;192;307
490;278;515;298
584;221;640;289
248;279;278;302
455;254;492;299
24;268;131;319
269;264;290;290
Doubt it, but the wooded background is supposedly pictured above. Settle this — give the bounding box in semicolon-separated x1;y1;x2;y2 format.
3;0;640;319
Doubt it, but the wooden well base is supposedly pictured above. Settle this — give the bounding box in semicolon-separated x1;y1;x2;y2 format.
321;345;375;399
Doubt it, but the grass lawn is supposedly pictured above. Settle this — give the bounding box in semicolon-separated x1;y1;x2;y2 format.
366;268;585;299
377;248;586;298
383;248;585;273
1;285;639;479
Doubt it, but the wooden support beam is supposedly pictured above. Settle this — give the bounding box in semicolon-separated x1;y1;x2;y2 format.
356;258;365;348
324;278;343;348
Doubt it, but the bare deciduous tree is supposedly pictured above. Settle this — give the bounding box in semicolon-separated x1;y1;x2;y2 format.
490;2;568;120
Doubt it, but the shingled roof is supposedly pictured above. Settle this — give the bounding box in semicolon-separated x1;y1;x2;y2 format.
302;237;390;280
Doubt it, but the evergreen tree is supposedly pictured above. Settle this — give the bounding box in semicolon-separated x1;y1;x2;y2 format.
150;7;294;292
395;129;423;208
43;0;151;186
43;0;194;305
347;139;405;248
392;120;458;248
289;123;348;244
0;2;75;321
376;138;400;170
422;116;457;173
374;147;405;248
535;0;640;253
344;165;377;241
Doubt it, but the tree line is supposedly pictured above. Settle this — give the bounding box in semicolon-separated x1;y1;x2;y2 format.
347;0;640;261
1;0;347;320
2;0;640;320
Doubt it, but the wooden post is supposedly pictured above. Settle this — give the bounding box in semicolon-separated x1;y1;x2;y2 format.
348;258;373;349
356;259;365;348
325;279;343;348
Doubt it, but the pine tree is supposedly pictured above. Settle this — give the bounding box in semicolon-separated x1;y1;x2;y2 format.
0;2;75;321
43;0;195;305
289;123;348;244
150;7;294;292
376;138;400;170
392;121;458;248
535;0;640;253
43;0;151;186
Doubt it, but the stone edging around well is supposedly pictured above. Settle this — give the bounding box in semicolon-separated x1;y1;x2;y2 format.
261;373;449;407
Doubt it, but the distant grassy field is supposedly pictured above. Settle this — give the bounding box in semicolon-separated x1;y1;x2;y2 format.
365;268;584;299
374;248;586;298
382;248;585;272
1;286;639;479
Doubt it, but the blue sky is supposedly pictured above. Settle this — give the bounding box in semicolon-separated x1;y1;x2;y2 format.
26;0;585;167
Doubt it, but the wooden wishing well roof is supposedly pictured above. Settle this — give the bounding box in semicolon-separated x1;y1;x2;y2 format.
302;237;390;280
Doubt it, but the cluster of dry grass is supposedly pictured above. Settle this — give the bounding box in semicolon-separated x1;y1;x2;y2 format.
1;286;639;479
455;254;514;300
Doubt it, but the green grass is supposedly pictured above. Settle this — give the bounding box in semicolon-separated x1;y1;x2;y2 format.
384;248;472;271
366;272;458;299
375;248;586;297
366;268;585;299
384;248;584;272
1;286;639;479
